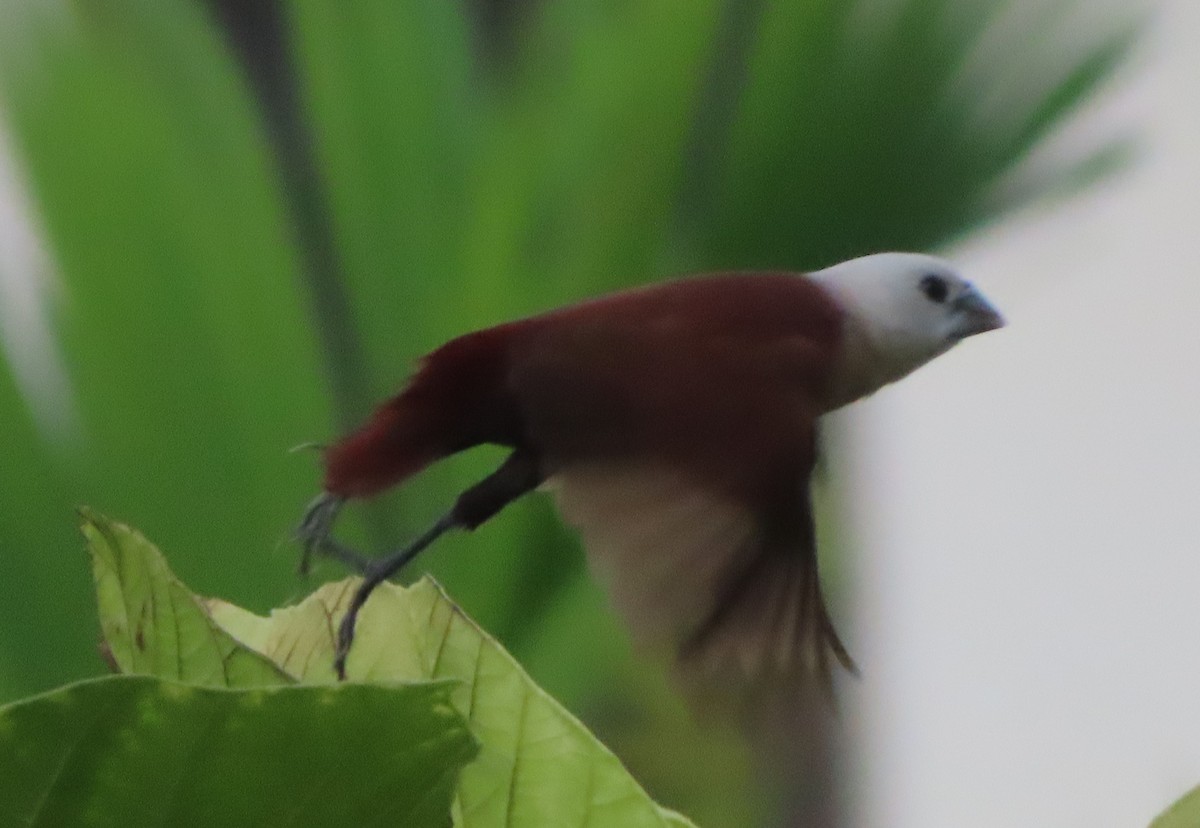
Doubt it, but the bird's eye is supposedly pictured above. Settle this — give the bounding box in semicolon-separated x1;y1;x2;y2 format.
920;274;949;304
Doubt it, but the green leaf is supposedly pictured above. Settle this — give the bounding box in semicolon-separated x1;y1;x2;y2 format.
206;577;698;827
1151;785;1200;828
0;675;476;828
82;508;293;687
84;508;694;826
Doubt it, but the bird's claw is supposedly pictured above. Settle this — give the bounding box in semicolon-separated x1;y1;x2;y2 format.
333;609;355;680
295;491;352;576
296;493;466;681
333;559;388;681
294;491;380;680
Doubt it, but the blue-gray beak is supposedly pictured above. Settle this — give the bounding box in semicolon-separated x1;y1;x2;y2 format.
950;287;1005;339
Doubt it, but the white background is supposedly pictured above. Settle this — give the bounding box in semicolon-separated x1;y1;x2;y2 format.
847;1;1200;825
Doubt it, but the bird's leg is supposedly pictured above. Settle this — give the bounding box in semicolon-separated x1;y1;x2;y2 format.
333;450;542;679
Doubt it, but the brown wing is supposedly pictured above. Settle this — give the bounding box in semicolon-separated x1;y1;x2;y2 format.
507;273;855;695
548;456;856;700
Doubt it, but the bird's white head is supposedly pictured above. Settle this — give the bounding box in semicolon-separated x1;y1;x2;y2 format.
812;252;1005;406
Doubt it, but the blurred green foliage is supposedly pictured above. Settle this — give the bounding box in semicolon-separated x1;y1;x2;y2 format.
0;0;1131;824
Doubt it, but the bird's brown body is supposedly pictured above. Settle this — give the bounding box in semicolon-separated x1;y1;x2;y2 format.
324;273;854;690
327;273;843;501
301;253;1003;700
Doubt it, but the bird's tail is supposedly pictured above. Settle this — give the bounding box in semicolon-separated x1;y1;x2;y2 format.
323;399;444;498
323;328;519;499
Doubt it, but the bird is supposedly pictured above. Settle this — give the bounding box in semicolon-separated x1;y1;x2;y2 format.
296;252;1004;698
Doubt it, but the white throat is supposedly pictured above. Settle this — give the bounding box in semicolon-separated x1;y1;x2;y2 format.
811;253;962;409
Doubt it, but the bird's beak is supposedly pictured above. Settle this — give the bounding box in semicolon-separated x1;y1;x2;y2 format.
949;287;1005;340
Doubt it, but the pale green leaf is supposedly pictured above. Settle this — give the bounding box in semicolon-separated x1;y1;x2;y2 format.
82;508;293;687
206;577;698;827
1151;784;1200;828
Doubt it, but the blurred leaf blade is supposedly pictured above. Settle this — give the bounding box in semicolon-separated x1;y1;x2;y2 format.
999;24;1139;165
478;0;722;303
0;675;475;828
705;0;1137;266
287;0;478;386
0;0;333;697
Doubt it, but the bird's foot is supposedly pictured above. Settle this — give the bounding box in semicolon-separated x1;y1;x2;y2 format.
294;492;372;575
328;512;463;680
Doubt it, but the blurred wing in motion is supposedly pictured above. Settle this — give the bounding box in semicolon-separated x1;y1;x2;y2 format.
550;457;857;707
